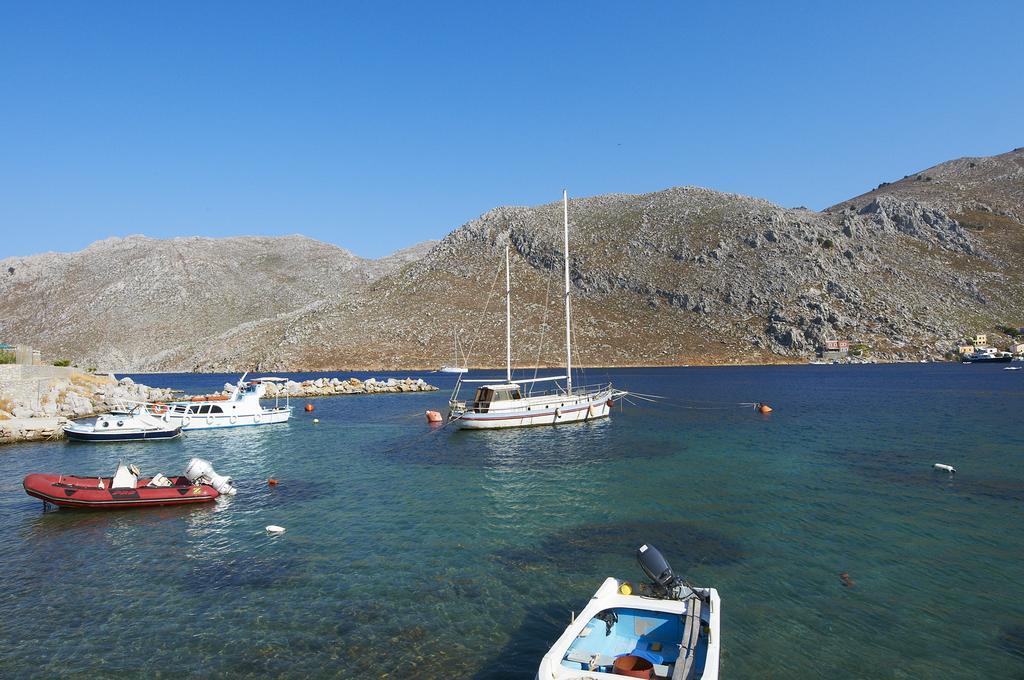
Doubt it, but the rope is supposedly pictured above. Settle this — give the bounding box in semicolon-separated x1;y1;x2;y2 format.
460;255;506;368
529;263;557;395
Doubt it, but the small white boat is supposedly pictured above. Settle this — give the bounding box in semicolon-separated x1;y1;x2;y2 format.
154;374;291;430
1005;366;1022;371
448;191;626;429
64;404;182;442
537;544;720;680
440;329;469;373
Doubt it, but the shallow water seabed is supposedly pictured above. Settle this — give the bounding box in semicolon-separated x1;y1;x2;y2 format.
1;365;1022;678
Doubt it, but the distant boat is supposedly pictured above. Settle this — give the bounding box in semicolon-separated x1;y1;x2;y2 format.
537;544;720;679
447;191;626;429
439;328;469;374
963;347;1013;363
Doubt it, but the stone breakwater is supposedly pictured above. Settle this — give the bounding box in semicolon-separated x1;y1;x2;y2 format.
0;417;70;444
218;376;438;398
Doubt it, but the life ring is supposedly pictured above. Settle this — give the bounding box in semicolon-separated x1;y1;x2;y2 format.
254;412;262;423
230;415;238;425
182;416;192;428
206;415;215;425
152;402;168;414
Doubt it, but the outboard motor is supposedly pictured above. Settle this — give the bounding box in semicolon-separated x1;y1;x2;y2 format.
636;543;695;600
184;458;237;496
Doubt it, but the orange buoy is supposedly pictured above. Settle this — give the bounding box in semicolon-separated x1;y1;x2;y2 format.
268;478;279;486
304;404;314;412
425;410;443;423
606;399;615;408
756;403;773;414
152;402;168;414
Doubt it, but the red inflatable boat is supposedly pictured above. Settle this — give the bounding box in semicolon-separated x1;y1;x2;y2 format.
23;461;226;510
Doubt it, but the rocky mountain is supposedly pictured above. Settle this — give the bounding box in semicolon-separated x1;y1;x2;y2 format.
3;148;1022;371
0;235;435;370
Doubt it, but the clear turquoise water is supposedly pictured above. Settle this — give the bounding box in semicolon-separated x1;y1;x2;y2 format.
2;365;1023;678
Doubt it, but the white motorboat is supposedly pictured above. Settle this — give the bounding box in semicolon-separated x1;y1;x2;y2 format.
154;374;291;430
537;544;720;680
964;346;1013;363
447;190;626;429
64;404;182;442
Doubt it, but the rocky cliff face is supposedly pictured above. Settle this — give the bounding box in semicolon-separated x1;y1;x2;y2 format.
3;149;1022;370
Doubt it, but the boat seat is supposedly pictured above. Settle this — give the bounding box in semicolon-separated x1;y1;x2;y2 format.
110;462;138;490
564;650;670;677
146;473;173;488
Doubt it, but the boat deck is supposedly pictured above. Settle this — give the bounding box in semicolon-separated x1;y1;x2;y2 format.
561;606;707;678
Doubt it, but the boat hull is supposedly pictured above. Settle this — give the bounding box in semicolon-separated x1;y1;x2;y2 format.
64;427;182;442
966;355;1013;363
23;473;218;510
452;392;613;430
161;408;291;430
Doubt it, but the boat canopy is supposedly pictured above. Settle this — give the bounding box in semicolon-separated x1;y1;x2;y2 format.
459;375;567;385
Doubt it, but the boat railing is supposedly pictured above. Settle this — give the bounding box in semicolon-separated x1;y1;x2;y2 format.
99;397;153;415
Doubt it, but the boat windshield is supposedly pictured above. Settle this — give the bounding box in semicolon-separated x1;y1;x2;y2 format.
473;387;521;404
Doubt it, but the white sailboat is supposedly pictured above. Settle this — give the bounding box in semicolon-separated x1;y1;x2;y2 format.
447;190;625;429
439;328;469;373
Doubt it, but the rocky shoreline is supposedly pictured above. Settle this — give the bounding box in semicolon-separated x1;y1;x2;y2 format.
0;417;70;445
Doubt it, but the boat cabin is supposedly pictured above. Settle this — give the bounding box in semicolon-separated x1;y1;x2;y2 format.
471;383;522;412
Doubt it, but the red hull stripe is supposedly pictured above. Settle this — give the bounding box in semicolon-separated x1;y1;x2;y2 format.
459;403;600;422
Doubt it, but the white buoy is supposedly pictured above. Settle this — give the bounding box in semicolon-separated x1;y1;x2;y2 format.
313;418;320;424
266;525;286;534
933;463;956;474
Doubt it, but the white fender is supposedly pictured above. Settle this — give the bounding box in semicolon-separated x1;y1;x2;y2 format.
933;463;956;473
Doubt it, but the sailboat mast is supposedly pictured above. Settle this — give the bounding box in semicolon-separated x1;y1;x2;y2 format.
563;190;573;395
505;244;512;383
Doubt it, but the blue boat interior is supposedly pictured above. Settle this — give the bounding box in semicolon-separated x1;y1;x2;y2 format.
561;607;708;678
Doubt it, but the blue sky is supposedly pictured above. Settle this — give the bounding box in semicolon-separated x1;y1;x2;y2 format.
1;1;1021;259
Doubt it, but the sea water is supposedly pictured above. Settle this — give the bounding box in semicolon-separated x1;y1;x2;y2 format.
1;365;1022;678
